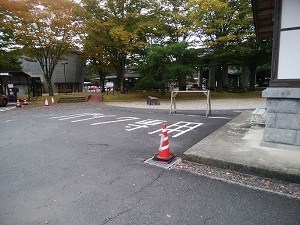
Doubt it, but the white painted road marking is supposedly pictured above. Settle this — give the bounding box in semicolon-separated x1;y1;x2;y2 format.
49;113;203;138
125;119;167;131
0;106;16;112
91;117;139;126
148;121;203;137
50;113;116;123
71;114;116;123
50;113;96;120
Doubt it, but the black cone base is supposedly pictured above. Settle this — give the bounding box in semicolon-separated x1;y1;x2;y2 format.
153;154;176;164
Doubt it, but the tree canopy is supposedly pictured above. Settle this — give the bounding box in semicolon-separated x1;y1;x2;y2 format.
0;0;81;95
0;0;272;94
137;42;203;93
80;0;154;92
0;2;22;71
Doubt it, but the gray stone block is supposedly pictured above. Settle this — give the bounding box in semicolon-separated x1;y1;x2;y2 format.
266;99;299;114
264;127;296;145
276;113;300;130
265;112;276;128
263;88;300;99
296;131;300;146
279;88;300;98
262;88;279;98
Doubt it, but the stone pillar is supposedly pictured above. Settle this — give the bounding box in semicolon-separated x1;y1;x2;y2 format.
262;88;300;149
241;66;250;91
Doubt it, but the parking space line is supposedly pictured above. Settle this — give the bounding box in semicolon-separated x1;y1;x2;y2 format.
91;117;139;126
49;113;203;139
50;113;94;120
71;114;116;122
148;121;203;137
125;119;166;131
169;122;203;137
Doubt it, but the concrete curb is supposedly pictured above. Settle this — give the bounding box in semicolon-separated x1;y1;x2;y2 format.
183;155;300;184
183;110;300;184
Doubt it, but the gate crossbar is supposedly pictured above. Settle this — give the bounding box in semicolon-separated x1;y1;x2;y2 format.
170;90;212;117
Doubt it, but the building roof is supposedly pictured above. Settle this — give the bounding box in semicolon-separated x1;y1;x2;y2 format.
252;0;275;39
0;71;32;85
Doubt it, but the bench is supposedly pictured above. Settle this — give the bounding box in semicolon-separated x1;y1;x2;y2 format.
147;96;160;105
251;108;266;125
58;89;72;94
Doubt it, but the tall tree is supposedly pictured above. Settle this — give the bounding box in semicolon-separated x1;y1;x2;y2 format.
148;0;197;46
83;18;115;92
189;0;255;91
236;37;272;90
1;0;81;96
137;42;201;93
81;0;153;93
0;3;22;71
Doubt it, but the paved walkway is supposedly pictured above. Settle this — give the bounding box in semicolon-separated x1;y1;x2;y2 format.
89;94;101;102
105;98;300;184
105;98;267;110
184;110;300;184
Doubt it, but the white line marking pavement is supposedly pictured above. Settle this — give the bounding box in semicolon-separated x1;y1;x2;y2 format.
148;121;203;138
50;113;94;120
71;114;116;123
174;113;230;119
208;116;231;119
125;119;167;131
91;117;139;126
125;124;148;131
0;106;16;112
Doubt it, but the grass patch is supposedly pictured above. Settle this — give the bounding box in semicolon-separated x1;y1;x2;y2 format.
102;90;263;102
25;90;263;104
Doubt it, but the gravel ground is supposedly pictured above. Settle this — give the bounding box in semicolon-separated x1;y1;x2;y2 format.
105;98;300;199
173;161;300;199
104;98;267;110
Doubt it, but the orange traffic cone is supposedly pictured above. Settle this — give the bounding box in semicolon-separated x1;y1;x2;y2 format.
51;97;55;104
16;99;22;107
44;99;49;106
23;98;28;105
153;123;176;163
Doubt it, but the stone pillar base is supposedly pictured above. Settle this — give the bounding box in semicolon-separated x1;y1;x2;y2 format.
262;88;300;148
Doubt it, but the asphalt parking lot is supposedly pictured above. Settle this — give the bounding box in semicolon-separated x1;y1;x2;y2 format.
1;103;300;225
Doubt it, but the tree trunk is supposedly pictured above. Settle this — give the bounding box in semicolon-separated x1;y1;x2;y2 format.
198;67;203;90
216;65;222;92
99;71;106;93
241;66;250;91
179;74;186;91
160;82;166;95
208;61;216;91
222;63;228;90
45;75;54;96
248;65;257;91
117;54;126;93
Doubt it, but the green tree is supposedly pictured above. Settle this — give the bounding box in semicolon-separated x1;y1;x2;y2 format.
0;3;22;71
83;20;115;92
189;0;256;91
81;0;153;93
236;37;272;90
137;42;201;94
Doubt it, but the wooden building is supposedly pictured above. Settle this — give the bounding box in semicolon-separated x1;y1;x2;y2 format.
252;0;300;148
